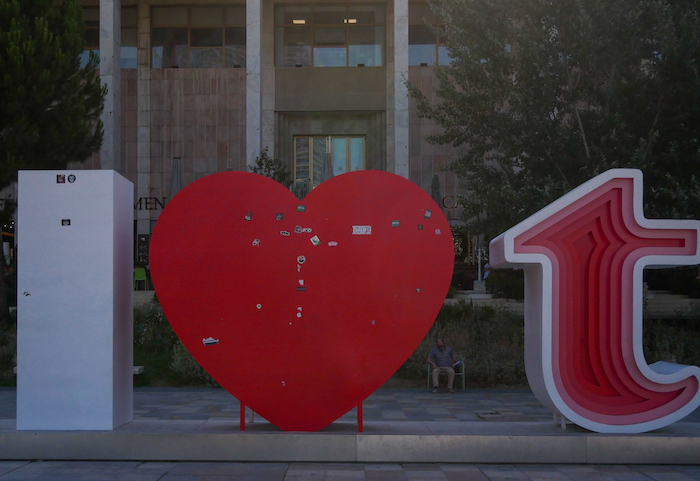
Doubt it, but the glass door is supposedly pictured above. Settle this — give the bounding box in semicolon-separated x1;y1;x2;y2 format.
294;136;365;197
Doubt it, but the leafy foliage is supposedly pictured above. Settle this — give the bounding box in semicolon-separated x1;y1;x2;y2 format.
133;300;178;354
0;0;105;325
399;302;527;387
409;0;700;242
0;316;15;386
0;0;105;189
249;147;293;189
644;314;700;366
170;341;220;387
485;269;524;300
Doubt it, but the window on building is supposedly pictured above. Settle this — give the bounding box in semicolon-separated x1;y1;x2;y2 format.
79;6;138;69
293;136;365;196
122;8;138;68
152;6;246;68
275;5;384;67
408;3;451;66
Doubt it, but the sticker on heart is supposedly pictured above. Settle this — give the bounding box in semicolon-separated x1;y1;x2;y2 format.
150;171;455;431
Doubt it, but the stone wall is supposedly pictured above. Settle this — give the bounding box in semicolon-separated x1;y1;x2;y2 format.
145;68;247;212
68;68;138;187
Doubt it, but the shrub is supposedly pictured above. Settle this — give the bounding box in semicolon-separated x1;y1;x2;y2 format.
0;321;16;386
485;269;524;300
644;307;700;366
170;341;220;387
644;267;700;298
398;302;526;387
133;300;178;354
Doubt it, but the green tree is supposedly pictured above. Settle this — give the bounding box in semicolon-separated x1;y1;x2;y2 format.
249;147;294;189
0;0;105;324
409;0;700;243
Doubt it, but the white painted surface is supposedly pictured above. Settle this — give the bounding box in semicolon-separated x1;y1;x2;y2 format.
17;170;133;430
489;169;700;433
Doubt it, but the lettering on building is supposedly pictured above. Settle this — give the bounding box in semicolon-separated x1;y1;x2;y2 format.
134;197;167;211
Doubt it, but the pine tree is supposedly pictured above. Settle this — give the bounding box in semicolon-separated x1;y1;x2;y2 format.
409;0;700;244
0;0;106;324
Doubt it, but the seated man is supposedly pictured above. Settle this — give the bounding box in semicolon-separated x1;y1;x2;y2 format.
427;338;456;393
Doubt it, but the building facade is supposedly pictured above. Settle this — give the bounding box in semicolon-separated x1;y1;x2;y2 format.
73;0;463;240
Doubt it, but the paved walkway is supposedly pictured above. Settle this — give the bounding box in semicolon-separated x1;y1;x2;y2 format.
2;387;700;434
1;388;699;479
2;387;554;424
0;461;699;480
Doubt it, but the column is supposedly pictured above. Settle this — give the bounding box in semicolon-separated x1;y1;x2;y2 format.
393;0;409;179
261;0;276;155
99;0;121;172
246;0;263;168
136;2;151;236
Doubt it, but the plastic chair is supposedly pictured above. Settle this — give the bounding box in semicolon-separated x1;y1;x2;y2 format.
134;267;149;290
427;354;465;390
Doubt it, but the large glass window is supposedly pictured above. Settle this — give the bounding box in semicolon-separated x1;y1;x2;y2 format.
409;2;451;66
294;136;365;197
80;6;137;69
275;5;384;67
152;6;246;68
121;8;138;68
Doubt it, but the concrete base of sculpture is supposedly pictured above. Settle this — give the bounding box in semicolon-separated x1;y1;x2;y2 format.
0;425;698;464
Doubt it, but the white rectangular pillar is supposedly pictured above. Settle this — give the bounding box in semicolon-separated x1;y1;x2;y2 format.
17;170;134;431
100;0;122;172
246;0;262;167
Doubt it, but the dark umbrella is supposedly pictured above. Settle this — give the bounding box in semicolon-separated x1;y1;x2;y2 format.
169;157;183;200
431;173;443;212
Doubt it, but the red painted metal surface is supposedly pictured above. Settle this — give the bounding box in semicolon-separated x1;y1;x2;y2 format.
491;170;700;432
518;181;697;422
150;171;454;432
358;402;363;433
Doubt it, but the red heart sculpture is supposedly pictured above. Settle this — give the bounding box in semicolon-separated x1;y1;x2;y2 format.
150;171;454;431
